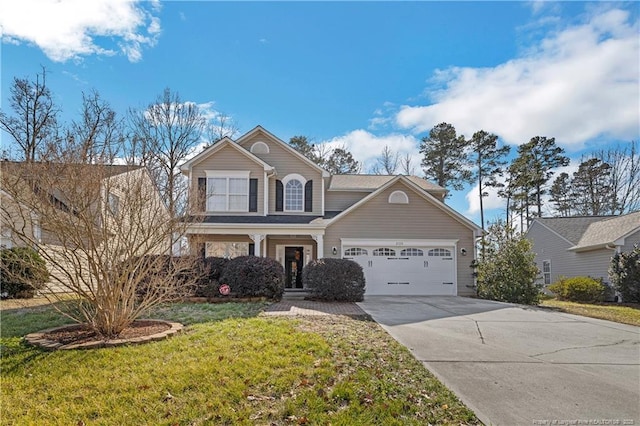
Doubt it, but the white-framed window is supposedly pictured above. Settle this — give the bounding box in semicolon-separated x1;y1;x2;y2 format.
282;173;306;212
428;248;452;257
250;141;270;154
344;247;368;256
206;242;249;259
400;248;423;256
542;260;551;285
205;171;249;212
373;248;396;256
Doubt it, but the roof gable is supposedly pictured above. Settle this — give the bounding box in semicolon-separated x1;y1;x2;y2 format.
326;175;481;232
179;137;274;174
531;216;607;244
236;126;330;177
571;211;640;251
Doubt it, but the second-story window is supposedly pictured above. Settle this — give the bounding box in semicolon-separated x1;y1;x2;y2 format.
285;179;303;211
205;171;249;212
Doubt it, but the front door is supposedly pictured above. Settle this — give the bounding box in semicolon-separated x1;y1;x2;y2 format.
284;246;304;289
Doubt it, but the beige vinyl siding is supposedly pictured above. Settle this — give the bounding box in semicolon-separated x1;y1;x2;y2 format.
528;222;615;284
324;181;476;295
190;145;265;215
621;229;640;252
266;236;317;260
325;191;370;211
239;133;323;215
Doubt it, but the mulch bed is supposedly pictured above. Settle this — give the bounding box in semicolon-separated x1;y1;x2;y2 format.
42;320;171;345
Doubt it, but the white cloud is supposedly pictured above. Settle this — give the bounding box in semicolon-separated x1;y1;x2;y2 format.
319;130;421;173
396;8;639;149
465;184;506;216
0;0;162;62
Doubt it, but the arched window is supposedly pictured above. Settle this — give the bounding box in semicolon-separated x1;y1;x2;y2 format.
373;248;396;256
344;247;368;256
428;248;452;257
283;174;306;212
400;248;424;256
250;141;270;154
388;190;409;204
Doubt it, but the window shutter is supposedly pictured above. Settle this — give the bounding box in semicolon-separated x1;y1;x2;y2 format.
276;180;283;212
304;180;313;212
249;243;255;256
249;178;258;212
197;178;206;211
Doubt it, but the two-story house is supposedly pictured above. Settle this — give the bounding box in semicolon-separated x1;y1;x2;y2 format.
181;126;482;296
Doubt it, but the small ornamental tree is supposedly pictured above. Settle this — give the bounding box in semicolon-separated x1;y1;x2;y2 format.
0;247;49;298
477;220;541;305
609;245;640;302
1;161;202;338
303;258;366;302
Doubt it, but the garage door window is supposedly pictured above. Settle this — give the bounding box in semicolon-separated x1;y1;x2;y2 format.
344;248;368;256
373;248;395;256
400;248;424;256
428;248;451;257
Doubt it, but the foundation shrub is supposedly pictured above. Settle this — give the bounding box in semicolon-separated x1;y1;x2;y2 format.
548;276;605;303
219;256;285;300
302;258;365;302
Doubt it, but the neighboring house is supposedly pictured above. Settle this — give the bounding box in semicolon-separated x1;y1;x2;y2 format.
180;125;482;296
527;211;640;287
0;161;164;292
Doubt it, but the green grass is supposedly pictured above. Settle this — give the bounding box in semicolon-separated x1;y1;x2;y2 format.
541;299;640;326
1;302;479;425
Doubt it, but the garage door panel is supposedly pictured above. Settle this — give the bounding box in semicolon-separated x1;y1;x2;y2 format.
343;243;456;296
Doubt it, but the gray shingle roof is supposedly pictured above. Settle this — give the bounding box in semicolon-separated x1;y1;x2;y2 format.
572;211;640;250
328;174;446;192
536;216;608;244
535;212;640;249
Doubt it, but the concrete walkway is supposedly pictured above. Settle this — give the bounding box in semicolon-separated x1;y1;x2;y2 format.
357;296;640;426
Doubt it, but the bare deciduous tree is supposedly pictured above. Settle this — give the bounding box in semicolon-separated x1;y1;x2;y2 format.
595;141;639;215
129;88;206;217
0;67;59;162
371;145;399;175
1;160;200;338
204;112;240;146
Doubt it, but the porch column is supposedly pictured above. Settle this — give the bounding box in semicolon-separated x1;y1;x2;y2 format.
312;235;324;258
250;234;265;256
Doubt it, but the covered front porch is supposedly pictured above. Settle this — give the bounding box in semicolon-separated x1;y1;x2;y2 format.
187;223;325;290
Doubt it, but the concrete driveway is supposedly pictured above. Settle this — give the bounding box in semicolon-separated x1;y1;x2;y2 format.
358;296;640;426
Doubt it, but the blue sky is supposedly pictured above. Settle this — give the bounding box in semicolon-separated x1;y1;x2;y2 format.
1;1;638;225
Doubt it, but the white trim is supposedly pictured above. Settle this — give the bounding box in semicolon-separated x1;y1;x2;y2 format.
180;138;274;174
542;259;552;285
341;238;459;248
186;223;325;235
263;171;269;216
321;177;325;215
205;170;250;178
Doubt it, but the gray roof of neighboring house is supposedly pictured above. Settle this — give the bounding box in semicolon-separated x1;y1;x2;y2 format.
534;212;640;249
535;216;609;244
572;210;640;250
328;174;446;192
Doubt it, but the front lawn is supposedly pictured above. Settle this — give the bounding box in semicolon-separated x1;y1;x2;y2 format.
540;299;640;326
1;301;479;425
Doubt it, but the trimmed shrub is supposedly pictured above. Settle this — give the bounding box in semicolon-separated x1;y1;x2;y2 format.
220;256;285;300
302;258;365;302
193;257;230;298
609;245;640;303
0;247;49;298
548;276;605;303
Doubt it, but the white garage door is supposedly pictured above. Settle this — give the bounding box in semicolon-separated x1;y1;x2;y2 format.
343;241;457;296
